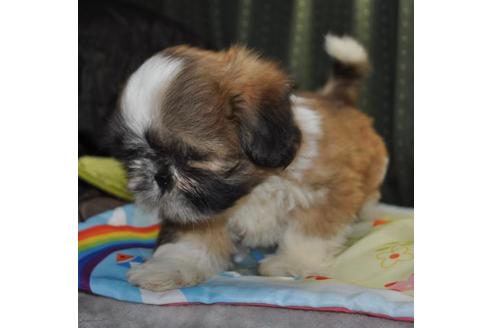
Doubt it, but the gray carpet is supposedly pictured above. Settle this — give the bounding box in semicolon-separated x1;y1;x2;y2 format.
79;292;413;328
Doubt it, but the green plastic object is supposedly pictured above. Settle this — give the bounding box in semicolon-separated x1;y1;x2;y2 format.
78;156;134;201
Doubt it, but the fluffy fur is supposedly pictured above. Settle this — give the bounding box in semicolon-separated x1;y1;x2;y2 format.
259;224;351;277
128;224;231;291
324;34;368;63
121;55;184;135
110;34;388;291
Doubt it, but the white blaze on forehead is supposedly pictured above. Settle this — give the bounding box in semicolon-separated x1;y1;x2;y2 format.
121;54;184;135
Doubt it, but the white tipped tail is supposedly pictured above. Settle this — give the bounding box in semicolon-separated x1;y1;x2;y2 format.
321;34;370;104
324;34;368;64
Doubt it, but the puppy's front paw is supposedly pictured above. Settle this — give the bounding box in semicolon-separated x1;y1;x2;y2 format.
127;258;207;292
258;254;334;278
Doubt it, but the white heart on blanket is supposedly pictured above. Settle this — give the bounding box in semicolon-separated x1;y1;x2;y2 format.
108;207;127;226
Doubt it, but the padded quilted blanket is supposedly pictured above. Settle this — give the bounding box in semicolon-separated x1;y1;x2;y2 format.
78;203;413;322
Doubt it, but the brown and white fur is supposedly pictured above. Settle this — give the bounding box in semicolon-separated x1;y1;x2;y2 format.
110;34;388;291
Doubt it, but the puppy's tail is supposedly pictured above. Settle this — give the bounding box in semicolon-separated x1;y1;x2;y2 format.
320;34;370;105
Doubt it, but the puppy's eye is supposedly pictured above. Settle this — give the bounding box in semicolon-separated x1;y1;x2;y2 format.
185;146;208;160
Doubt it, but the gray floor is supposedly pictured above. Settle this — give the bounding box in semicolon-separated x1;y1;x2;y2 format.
79;293;413;328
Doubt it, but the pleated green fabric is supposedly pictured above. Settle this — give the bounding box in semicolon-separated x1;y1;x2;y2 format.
124;0;414;206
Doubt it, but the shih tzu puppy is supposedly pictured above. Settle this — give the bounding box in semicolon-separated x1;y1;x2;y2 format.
110;34;388;292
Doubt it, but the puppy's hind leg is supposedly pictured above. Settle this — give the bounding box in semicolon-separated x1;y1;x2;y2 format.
258;219;350;278
127;217;233;292
259;182;364;278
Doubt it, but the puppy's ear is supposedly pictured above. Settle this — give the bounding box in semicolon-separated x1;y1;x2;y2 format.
233;93;301;169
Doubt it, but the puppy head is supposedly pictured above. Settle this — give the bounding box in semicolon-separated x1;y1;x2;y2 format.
110;45;301;224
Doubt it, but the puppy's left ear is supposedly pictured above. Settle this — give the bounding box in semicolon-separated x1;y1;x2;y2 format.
234;92;301;169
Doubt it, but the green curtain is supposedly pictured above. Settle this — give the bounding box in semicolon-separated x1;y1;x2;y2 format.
122;0;414;206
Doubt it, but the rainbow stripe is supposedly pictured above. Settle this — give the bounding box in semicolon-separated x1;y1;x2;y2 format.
78;224;159;292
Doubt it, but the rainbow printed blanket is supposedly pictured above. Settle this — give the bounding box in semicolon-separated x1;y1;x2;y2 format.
79;203;414;322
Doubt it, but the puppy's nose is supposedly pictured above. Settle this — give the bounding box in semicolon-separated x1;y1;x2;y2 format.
154;173;172;192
